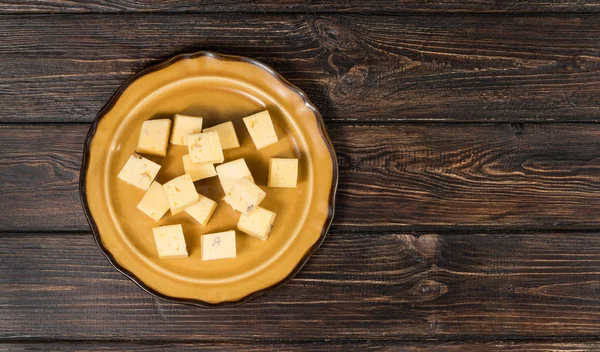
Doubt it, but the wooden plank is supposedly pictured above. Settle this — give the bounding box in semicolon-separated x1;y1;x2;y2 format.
2;14;600;123
1;0;599;14
3;340;600;351
4;123;600;232
0;125;84;231
3;231;600;339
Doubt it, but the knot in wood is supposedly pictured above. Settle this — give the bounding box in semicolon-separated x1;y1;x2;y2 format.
334;65;369;97
313;17;359;52
407;279;448;302
395;234;440;263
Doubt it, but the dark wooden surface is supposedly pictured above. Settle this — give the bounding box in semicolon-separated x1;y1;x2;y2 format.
4;14;600;123
3;341;600;351
1;0;600;14
4;231;600;340
3;1;600;351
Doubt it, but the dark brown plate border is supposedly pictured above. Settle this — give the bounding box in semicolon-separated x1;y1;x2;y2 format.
79;51;338;308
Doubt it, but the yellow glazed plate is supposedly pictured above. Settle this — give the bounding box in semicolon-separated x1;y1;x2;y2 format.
80;52;338;306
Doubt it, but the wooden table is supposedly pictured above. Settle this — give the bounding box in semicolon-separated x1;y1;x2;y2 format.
3;1;600;351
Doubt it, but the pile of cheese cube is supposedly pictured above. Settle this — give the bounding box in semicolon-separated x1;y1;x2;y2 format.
116;110;298;261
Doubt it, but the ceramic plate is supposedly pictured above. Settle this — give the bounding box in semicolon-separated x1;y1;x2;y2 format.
80;52;338;306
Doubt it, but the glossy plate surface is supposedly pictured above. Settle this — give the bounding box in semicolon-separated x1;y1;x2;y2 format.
80;52;337;306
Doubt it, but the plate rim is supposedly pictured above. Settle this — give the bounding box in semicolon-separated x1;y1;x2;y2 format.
79;51;339;308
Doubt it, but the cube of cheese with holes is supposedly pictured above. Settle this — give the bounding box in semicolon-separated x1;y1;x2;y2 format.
163;174;199;215
136;181;170;222
268;158;299;188
242;110;278;150
204;121;240;150
170;114;203;146
215;158;254;193
152;224;188;259
117;153;161;191
136;119;172;157
237;207;276;241
185;195;217;227
201;230;236;261
223;177;266;214
182;154;217;182
186;131;224;164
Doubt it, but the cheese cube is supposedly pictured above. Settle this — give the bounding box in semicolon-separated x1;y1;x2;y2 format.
136;181;170;222
152;224;188;258
186;131;224;164
242;110;278;150
170;114;203;146
204;121;240;150
223;177;266;214
268;158;299;188
201;230;236;261
237;207;276;241
185;195;217;227
136;119;172;157
215;158;254;193
163;174;199;215
117;153;161;191
182;154;217;182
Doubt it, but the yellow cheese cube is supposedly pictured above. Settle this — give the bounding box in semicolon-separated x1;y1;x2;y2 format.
204;121;240;150
268;158;299;188
201;230;236;261
243;110;278;150
163;174;199;215
182;154;217;181
117;153;161;191
186;131;224;164
136;119;172;157
215;158;254;193
170;114;203;146
223;177;266;214
237;207;276;241
152;224;188;258
136;181;170;222
185;195;217;227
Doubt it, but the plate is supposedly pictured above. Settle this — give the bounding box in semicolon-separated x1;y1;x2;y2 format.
80;52;338;306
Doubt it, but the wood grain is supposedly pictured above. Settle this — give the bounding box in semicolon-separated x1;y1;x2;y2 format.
3;340;600;351
3;1;600;348
3;123;600;232
3;14;600;123
1;0;599;14
0;125;83;231
3;231;600;339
